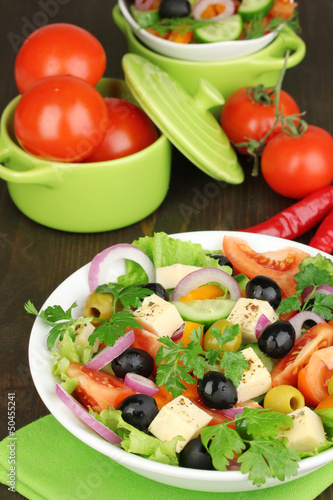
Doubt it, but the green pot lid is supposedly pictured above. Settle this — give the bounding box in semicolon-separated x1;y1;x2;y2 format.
122;53;244;184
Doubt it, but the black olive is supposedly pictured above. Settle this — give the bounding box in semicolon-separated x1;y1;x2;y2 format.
142;282;169;301
197;371;237;409
111;348;154;379
245;275;282;309
258;321;295;359
117;394;158;432
179;437;215;470
210;254;234;274
235;417;253;442
159;0;191;18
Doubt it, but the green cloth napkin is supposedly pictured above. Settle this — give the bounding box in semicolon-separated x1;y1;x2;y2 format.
0;415;332;500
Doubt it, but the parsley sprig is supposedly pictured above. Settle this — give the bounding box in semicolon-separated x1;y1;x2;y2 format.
24;300;88;350
278;264;333;320
142;16;214;36
201;407;299;487
244;11;300;40
25;283;153;350
155;324;249;398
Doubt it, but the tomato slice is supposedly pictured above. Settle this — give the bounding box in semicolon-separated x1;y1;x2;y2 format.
270;323;333;387
131;327;162;361
223;236;310;297
66;362;136;413
297;346;333;407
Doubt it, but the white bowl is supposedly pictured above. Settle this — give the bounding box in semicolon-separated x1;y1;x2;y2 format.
28;230;333;492
118;0;285;62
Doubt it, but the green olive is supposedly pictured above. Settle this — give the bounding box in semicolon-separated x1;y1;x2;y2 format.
83;292;115;325
203;319;242;353
328;375;333;396
263;385;305;414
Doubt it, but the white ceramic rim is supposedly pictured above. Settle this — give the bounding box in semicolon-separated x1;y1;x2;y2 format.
28;230;333;492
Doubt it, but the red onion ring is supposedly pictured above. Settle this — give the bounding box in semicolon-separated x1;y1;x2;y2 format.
172;267;241;302
193;0;235;21
302;284;333;303
85;330;135;370
288;311;326;340
171;322;185;342
88;243;155;292
256;314;271;339
55;383;122;444
222;407;244;419
124;373;159;396
135;0;154;10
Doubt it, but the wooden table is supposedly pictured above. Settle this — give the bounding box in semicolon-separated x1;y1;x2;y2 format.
0;1;332;498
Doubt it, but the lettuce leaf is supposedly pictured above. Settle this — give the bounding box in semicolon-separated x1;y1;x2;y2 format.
118;232;231;286
90;406;180;466
51;353;78;394
55;331;94;364
298;254;333;285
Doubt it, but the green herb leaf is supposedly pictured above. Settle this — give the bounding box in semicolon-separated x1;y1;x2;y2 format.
239;408;293;440
89;310;142;347
201;424;246;471
144;16;214;37
238;438;299;487
220;351;249;388
209;323;240;348
278;294;302;315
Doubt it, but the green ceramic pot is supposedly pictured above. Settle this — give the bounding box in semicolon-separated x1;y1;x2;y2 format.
113;5;306;99
0;79;171;233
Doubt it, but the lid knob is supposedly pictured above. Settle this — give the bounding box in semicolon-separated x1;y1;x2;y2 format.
193;79;225;113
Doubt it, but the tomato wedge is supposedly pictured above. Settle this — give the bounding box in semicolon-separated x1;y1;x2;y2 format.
315;395;333;410
66;362;136;413
131;327;162;361
271;323;333;387
297;346;333;407
223;236;310;297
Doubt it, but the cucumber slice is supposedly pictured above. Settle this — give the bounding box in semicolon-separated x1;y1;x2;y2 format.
238;0;274;22
194;14;243;43
130;6;161;29
172;299;236;328
234;273;249;294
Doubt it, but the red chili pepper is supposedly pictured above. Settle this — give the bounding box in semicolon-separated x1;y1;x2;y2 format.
309;209;333;254
239;186;333;240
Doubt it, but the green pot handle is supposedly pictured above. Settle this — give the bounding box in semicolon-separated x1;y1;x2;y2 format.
249;27;306;70
113;5;127;35
0;140;62;187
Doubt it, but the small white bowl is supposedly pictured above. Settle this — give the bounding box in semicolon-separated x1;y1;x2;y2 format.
118;0;285;62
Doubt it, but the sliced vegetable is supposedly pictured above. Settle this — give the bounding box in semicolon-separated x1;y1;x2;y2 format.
84;330;135;370
302;284;333;303
88;243;155;292
172;299;236;327
171;323;185;341
135;0;155;10
55;383;122;444
238;0;274;22
223;236;310;298
255;313;271;338
288;311;326;340
194;14;243;42
180;283;224;302
297;347;333;407
124;372;159;395
172;267;241;301
192;0;235;21
270;323;333;387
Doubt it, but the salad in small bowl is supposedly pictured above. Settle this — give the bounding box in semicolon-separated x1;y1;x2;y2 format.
28;231;333;492
118;0;299;61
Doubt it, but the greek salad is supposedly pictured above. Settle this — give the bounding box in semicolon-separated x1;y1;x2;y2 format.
129;0;299;44
26;232;333;487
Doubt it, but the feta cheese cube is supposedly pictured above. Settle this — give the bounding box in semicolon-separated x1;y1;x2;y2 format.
155;264;202;290
237;347;272;402
134;293;184;337
227;298;278;344
277;406;326;452
148;395;213;452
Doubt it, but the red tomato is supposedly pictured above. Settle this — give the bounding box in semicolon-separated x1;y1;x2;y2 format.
270;323;333;387
131;328;162;361
66;362;136;413
261;126;333;199
269;0;298;20
14;23;106;94
222;236;309;298
14;76;108;162
315;395;333;410
297;346;333;407
220;87;300;155
85;98;159;162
